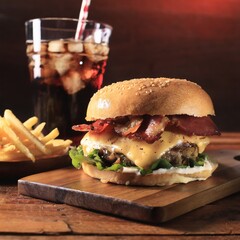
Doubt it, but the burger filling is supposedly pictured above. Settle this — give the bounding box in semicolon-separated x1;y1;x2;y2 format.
69;115;219;175
70;142;208;175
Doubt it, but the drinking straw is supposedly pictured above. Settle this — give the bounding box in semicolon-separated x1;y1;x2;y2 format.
75;0;91;40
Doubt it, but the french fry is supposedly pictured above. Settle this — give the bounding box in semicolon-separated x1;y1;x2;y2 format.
2;144;16;152
23;116;38;129
0;117;35;161
4;109;50;155
0;109;72;162
31;122;46;137
40;128;59;144
46;139;72;149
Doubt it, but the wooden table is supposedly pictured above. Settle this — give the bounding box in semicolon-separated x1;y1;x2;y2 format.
0;133;240;239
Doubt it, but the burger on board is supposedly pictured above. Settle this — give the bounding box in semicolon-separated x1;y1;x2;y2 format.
69;78;220;186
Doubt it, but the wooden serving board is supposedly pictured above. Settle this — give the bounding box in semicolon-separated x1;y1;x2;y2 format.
18;150;240;223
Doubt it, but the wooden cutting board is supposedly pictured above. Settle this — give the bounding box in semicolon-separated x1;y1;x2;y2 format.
18;149;240;223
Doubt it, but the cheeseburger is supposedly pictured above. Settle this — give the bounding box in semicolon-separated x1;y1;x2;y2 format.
69;78;220;186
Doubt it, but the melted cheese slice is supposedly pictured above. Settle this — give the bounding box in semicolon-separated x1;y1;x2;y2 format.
81;131;210;169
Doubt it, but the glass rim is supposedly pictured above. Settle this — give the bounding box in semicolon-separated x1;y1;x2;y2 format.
25;17;113;30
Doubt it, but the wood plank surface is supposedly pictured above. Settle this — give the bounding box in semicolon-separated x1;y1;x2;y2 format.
0;237;239;240
18;149;240;223
1;179;240;236
0;237;238;240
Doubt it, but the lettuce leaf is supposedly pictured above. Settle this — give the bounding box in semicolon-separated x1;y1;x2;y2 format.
105;163;123;171
151;158;172;170
69;146;88;169
69;146;122;171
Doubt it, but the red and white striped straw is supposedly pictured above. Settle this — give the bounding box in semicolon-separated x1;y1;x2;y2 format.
75;0;91;40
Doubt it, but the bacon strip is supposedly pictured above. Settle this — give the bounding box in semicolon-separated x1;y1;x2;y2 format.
72;115;220;143
145;116;169;138
114;117;143;136
167;115;220;136
133;116;169;143
72;120;111;133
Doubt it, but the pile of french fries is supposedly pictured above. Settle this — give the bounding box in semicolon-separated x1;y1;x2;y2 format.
0;109;72;162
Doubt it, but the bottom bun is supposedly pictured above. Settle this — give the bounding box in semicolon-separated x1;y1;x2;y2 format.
81;158;218;186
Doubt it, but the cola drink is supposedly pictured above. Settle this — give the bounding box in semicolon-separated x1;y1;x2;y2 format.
26;39;109;137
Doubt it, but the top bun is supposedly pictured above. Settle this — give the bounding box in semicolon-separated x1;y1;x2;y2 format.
86;78;215;121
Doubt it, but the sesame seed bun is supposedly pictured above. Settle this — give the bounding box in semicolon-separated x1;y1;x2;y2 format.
86;78;215;121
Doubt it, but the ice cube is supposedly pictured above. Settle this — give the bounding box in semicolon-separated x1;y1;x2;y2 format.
84;42;109;62
68;41;83;53
51;53;73;76
61;70;86;94
26;43;48;54
48;40;66;53
98;44;110;56
84;42;109;56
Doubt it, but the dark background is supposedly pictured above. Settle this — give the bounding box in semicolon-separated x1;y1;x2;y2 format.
0;0;240;131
